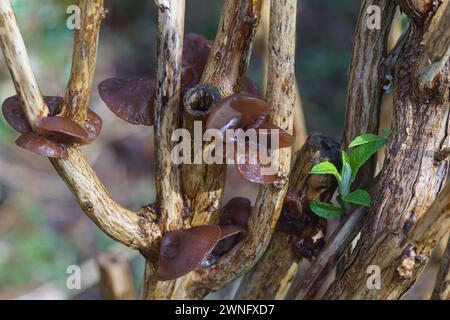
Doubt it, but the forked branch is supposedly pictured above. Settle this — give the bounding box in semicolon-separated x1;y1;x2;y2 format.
0;0;161;254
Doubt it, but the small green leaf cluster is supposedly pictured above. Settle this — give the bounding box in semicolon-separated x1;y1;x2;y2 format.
309;131;390;219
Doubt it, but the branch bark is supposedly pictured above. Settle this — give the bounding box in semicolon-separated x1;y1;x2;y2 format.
0;0;161;254
153;0;185;232
257;0;307;153
414;0;450;90
181;0;263;227
342;0;396;183
187;0;297;298
235;134;340;299
64;0;104;124
148;0;263;299
0;0;49;128
433;237;450;300
323;5;450;298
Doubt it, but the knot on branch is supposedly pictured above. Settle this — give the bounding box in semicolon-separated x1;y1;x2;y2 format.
183;84;222;117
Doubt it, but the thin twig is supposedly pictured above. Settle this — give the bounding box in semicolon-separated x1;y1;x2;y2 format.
153;0;185;232
0;0;49;127
64;0;104;124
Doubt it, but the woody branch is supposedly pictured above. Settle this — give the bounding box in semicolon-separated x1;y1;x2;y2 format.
0;0;161;254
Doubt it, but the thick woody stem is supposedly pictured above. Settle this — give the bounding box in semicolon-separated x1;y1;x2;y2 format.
182;0;262;228
414;0;450;90
64;0;104;124
153;0;185;232
148;0;263;299
50;149;161;252
342;0;396;182
257;0;306;153
433;237;450;300
97;252;137;300
191;0;297;296
0;0;49;128
141;0;186;300
235;134;340;299
323;5;450;298
0;1;161;254
201;0;263;96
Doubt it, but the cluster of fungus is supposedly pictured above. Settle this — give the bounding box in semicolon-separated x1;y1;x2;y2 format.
2;95;102;158
156;197;251;280
1;32;297;280
98;33;294;186
96;32;298;279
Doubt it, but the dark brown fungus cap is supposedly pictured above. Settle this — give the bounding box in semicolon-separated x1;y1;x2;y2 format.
2;95;63;133
253;122;295;149
206;94;270;138
2;95;102;143
156;225;221;281
98;77;155;125
219;197;252;229
182;33;213;72
85;109;102;142
241;77;261;97
234;141;278;185
35;116;91;145
15;133;68;158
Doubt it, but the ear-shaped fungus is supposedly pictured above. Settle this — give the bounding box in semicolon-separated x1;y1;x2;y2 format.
206;94;270;137
98;78;155;125
234;141;279;185
253;122;296;149
15;133;68;158
156;225;222;281
219;196;251;229
36;117;90;145
2;95;102;158
277;192;327;260
2;95;63;133
156;222;248;280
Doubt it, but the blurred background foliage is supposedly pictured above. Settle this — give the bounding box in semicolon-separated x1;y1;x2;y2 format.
0;0;363;298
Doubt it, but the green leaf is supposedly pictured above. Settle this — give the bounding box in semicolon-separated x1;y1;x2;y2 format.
349;139;386;182
341;189;371;207
310;201;344;219
348;134;386;148
340;162;352;195
341;150;350;166
310;161;342;182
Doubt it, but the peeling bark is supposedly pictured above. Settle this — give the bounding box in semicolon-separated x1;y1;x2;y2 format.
342;0;396;183
323;6;450;298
